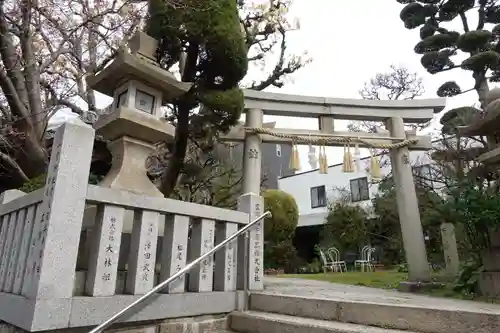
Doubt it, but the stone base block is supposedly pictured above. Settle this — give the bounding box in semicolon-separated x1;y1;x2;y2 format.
0;315;229;333
490;230;500;247
157;315;228;333
483;248;500;271
0;322;24;333
479;271;500;298
398;281;445;293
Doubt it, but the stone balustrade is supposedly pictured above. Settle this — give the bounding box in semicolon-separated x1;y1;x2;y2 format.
0;119;254;332
77;185;247;297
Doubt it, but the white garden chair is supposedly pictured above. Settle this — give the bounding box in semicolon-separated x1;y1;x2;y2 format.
354;246;375;272
354;245;369;271
327;247;347;273
319;249;335;273
366;247;376;271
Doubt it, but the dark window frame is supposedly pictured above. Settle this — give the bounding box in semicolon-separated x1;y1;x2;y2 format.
310;185;327;208
350;177;369;202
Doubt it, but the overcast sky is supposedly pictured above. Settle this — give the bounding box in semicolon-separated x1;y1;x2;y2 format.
258;0;490;169
53;0;492;171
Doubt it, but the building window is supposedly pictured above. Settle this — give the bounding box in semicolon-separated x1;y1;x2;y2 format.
135;89;155;114
276;144;282;157
311;185;327;208
350;177;369;202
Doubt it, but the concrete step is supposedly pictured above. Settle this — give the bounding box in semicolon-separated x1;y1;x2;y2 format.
249;293;500;333
230;311;418;333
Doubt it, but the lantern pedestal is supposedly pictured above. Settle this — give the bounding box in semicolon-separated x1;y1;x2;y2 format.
99;136;160;197
94;106;174;197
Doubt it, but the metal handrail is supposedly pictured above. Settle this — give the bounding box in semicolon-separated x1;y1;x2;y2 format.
89;211;271;333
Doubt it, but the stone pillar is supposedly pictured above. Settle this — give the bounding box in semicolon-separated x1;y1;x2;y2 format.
440;223;459;277
479;231;500;298
238;108;264;291
241;109;263;195
386;117;430;282
23;119;95;299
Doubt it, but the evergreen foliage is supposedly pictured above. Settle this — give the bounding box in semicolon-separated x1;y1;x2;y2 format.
144;0;249;196
262;189;300;272
321;202;368;253
263;189;299;244
147;0;247;136
395;0;500;132
395;1;500;184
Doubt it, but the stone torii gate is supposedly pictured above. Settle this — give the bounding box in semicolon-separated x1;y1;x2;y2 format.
226;89;446;287
86;31;446;288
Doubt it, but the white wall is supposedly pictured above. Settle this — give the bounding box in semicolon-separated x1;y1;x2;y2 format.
278;149;433;227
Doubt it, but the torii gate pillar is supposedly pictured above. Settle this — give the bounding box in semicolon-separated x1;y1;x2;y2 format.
386;117;431;283
237;108;265;291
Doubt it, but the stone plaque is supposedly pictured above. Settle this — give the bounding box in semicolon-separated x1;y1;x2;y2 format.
189;219;215;292
86;205;125;296
126;210;160;294
159;214;189;294
214;223;238;291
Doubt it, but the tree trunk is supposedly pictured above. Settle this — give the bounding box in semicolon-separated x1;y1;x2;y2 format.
16;129;48;178
158;42;199;198
474;71;490;108
159;103;190;197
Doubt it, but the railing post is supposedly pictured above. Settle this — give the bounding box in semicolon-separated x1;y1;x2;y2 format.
159;214;190;293
189;219;216;292
86;205;126;296
12;203;37;294
126;210;160;294
214;222;238;291
23;119;95;299
0;190;26;291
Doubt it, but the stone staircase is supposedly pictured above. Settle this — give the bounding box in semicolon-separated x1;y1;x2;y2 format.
227;291;500;333
231;310;417;333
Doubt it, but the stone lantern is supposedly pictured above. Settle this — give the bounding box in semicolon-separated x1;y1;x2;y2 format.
86;31;192;197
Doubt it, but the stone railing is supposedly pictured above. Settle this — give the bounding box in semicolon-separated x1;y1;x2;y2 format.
0;120;255;332
78;185;247;296
0;189;44;296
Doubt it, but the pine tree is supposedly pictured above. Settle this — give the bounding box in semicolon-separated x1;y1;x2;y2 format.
396;1;500;122
147;0;306;197
395;0;500;181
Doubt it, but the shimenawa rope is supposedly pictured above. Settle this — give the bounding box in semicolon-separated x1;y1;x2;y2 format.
244;127;417;178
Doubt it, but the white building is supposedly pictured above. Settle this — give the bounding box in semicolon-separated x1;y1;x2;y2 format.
278;149;436;228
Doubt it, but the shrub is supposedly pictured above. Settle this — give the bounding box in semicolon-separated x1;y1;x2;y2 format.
298;258;322;274
262;189;300;272
321;202;368;252
264;240;302;273
18;174;47;193
262;189;299;243
18;172;102;193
